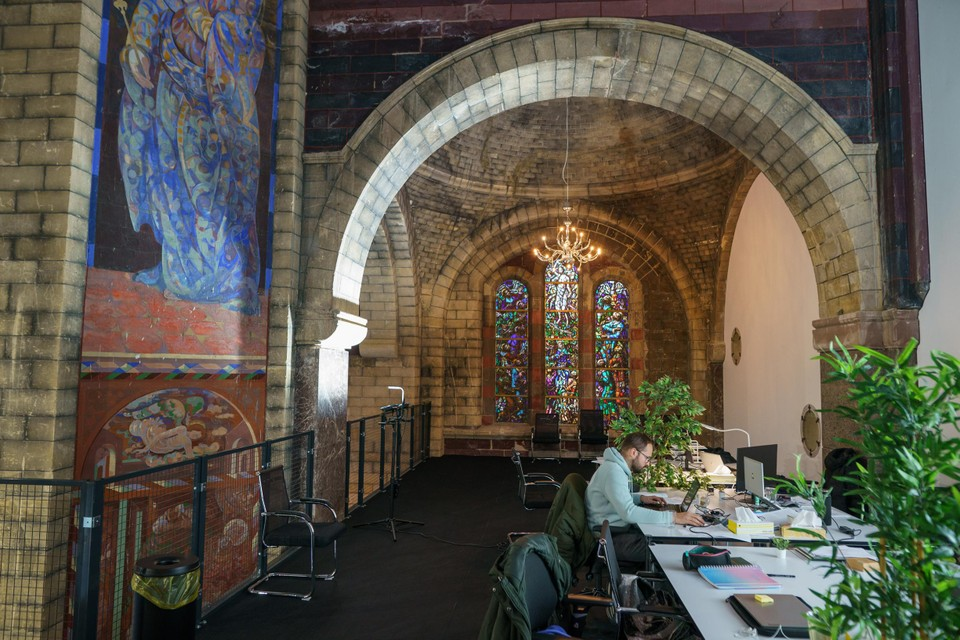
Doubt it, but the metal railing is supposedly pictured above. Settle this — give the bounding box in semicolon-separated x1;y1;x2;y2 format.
0;402;432;640
0;431;313;640
344;402;431;514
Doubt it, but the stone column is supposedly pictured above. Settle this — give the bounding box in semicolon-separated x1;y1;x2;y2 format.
812;310;920;457
294;344;348;514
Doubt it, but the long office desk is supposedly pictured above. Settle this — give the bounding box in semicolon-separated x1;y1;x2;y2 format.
649;544;848;640
636;489;875;547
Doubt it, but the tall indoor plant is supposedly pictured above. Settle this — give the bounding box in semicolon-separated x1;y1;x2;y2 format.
809;339;960;639
611;375;705;490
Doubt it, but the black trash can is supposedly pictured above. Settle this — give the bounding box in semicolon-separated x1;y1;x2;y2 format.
131;553;200;640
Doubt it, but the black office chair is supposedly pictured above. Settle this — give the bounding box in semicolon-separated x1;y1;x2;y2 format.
531;412;562;460
512;449;560;510
596;520;693;638
247;465;347;601
577;409;608;461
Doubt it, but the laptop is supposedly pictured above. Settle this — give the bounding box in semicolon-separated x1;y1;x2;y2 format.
647;479;701;513
727;593;812;637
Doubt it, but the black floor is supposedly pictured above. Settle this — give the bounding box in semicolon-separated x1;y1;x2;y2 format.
198;455;596;640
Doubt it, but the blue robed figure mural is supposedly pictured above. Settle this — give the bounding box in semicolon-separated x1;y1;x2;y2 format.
117;0;265;315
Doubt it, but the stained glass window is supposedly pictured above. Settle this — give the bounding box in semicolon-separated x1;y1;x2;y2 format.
545;261;579;423
495;280;529;422
595;280;630;422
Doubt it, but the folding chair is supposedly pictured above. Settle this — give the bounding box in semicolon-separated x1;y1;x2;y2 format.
248;465;347;601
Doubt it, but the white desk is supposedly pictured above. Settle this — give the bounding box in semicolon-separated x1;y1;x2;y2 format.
636;489;876;547
649;544;840;639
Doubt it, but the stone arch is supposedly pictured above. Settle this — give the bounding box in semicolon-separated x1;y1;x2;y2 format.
302;18;879;345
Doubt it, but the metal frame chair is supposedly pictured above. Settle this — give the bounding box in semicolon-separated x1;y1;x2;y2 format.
577;409;608;460
511;449;560;510
531;412;562;460
248;465;347;601
596;520;689;634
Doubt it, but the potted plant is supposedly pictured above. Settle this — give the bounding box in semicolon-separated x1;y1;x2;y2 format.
771;536;790;559
807;339;960;639
775;453;832;523
611;375;706;490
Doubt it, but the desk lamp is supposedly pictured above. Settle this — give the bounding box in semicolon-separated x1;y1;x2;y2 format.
700;423;751;447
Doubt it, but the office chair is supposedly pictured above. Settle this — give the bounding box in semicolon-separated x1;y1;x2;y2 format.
577;409;608;461
512;449;560;510
544;473;597;572
596;520;693;638
531;412;562;460
481;532;686;639
247;465;347;601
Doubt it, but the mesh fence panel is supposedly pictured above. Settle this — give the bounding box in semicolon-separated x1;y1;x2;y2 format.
98;463;196;639
201;448;262;613
0;482;78;640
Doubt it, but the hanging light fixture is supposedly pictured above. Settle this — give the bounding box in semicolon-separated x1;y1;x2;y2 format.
534;99;601;265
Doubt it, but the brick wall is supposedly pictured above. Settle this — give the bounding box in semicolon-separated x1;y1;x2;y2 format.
0;2;100;636
0;0;98;478
307;0;871;151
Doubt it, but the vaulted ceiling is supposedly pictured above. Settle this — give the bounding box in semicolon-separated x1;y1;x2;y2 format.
401;97;752;296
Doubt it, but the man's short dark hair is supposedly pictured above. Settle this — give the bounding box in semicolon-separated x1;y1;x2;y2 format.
620;432;655;453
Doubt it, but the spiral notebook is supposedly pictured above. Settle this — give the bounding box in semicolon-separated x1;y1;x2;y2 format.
697;564;781;590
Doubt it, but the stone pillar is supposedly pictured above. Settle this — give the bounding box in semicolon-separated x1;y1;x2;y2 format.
812;310;920;457
0;2;99;637
294;344;348;513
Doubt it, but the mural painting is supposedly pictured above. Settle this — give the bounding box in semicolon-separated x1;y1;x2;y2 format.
74;0;283;634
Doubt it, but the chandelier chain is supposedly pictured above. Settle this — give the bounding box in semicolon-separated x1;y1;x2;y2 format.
534;98;601;265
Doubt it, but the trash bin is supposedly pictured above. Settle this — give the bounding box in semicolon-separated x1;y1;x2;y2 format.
131;553;200;640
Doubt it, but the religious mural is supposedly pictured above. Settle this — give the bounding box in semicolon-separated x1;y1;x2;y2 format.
74;2;282;632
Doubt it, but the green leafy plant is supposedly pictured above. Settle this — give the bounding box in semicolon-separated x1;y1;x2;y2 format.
611;375;705;490
774;453;832;521
771;536;790;551
808;339;960;640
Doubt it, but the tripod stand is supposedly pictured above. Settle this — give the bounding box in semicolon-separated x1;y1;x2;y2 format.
354;402;424;541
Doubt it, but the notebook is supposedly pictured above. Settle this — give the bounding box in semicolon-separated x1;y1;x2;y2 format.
648;479;701;513
697;564;781;590
726;593;812;637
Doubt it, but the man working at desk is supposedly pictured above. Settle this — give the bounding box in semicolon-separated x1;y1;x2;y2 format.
586;432;705;564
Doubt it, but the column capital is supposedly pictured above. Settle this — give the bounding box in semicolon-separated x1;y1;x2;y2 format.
812;309;919;352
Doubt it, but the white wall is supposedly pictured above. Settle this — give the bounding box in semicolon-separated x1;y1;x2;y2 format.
918;0;960;365
723;174;823;479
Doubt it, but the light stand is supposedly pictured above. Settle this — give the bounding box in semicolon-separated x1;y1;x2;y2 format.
354;386;424;541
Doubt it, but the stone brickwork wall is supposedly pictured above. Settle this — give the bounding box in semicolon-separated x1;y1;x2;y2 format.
0;2;100;636
308;0;871;151
266;0;310;443
0;0;98;478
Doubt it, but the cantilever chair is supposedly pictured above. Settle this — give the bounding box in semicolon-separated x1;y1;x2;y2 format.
577;409;608;461
596;520;692;637
512;449;560;510
531;412;562;460
248;465;347;601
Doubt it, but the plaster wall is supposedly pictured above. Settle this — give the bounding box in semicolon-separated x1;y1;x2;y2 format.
723;174;823;479
918;0;960;364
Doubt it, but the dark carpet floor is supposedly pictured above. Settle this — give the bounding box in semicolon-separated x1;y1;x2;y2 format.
197;455;597;640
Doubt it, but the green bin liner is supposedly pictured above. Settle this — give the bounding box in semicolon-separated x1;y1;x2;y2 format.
131;554;200;610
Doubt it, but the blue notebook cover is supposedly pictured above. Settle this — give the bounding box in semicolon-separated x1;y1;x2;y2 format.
697;564;782;590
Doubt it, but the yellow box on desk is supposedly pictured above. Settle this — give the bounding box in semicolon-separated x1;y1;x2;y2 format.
726;520;774;535
780;525;827;540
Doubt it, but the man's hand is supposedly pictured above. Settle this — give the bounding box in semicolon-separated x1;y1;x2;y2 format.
639;495;666;507
674;511;705;526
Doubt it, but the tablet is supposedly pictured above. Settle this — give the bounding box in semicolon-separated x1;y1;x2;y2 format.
726;593;812;638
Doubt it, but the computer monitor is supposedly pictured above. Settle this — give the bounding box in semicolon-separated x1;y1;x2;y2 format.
743;456;766;502
736;444;778;492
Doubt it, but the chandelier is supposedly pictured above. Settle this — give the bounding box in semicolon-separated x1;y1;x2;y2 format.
534;99;601;265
